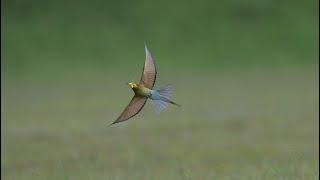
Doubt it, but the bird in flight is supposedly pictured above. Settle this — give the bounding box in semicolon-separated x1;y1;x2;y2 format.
111;44;180;125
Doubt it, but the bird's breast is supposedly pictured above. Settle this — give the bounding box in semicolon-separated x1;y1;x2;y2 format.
133;86;151;97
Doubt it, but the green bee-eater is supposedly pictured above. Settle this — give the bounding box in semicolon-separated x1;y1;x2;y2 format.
111;44;180;125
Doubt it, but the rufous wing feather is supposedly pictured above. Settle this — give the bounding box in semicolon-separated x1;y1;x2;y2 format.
140;44;157;89
111;96;147;125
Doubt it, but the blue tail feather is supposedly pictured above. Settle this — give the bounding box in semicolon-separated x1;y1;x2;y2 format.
151;85;180;114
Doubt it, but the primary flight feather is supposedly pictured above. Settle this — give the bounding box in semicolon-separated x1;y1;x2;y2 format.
111;44;180;125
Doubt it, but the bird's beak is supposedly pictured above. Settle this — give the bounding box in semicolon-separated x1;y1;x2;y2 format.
126;82;132;88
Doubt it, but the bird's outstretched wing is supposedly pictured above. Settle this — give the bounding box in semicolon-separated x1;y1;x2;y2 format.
111;96;147;125
140;44;157;89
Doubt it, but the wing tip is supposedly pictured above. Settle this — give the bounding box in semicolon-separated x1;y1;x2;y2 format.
144;41;150;54
109;120;118;126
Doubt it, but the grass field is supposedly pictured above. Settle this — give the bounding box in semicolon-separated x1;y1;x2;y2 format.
2;66;318;179
2;0;318;179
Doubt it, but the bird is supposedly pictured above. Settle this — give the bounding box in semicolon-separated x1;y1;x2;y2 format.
111;44;180;125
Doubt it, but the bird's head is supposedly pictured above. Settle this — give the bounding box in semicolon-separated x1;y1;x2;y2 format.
126;82;138;89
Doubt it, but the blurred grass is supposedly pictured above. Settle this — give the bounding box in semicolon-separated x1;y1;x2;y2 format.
1;0;319;179
2;0;318;79
2;67;319;179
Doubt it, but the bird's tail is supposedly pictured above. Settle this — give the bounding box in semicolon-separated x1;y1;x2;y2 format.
151;85;181;114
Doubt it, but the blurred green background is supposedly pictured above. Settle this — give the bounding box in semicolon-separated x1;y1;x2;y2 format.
2;0;319;179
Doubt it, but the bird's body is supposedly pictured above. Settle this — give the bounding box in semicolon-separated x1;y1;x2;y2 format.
111;44;180;125
129;82;164;100
130;83;152;97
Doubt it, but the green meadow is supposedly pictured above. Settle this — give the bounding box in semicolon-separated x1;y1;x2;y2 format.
2;0;318;179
